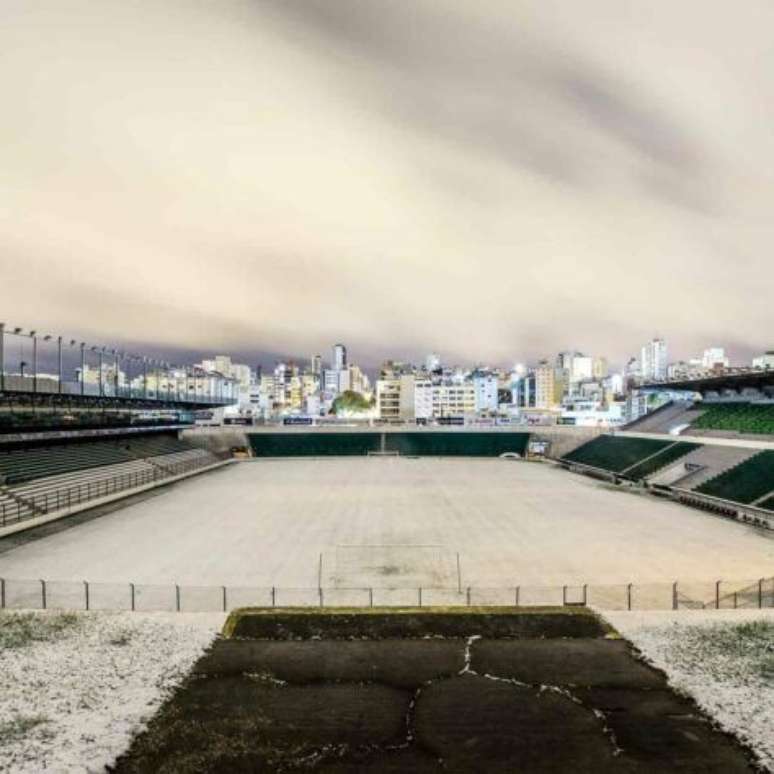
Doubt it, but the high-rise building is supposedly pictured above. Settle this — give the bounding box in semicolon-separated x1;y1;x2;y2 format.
640;338;668;382
333;344;347;371
311;354;322;376
753;351;774;369
701;348;729;370
534;360;565;410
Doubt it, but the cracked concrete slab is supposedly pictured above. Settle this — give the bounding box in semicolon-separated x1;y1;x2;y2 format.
415;674;619;773
574;687;752;773
472;638;663;688
193;639;463;687
111;609;755;773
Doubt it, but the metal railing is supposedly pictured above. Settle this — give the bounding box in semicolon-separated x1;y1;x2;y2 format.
0;456;225;528
1;576;771;613
558;459;774;531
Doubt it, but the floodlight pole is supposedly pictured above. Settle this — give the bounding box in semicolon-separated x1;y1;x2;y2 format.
31;333;38;394
80;343;85;396
0;322;5;393
57;337;63;395
98;348;104;397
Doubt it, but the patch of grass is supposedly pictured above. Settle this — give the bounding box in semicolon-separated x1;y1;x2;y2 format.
108;629;133;647
0;714;50;744
676;619;774;682
0;611;80;649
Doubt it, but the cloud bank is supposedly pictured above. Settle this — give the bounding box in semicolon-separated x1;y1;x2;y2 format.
1;0;772;367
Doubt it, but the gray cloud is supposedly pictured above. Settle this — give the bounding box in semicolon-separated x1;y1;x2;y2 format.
1;0;773;369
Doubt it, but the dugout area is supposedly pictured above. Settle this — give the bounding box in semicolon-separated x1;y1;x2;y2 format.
112;607;755;773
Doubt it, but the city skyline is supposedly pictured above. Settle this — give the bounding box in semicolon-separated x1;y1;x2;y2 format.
2;1;774;366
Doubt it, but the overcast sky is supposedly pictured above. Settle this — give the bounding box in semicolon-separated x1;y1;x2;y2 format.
1;1;772;371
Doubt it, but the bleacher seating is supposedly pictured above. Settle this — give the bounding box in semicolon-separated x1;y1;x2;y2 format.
561;435;674;474
0;439;221;527
622;441;702;480
0;433;200;486
0;442;134;485
691;403;774;435
696;451;774;504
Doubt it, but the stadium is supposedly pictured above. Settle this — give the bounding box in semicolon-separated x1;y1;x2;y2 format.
1;330;774;770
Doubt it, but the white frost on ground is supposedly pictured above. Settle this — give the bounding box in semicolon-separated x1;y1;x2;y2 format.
1;458;773;588
0;610;225;774
606;610;774;772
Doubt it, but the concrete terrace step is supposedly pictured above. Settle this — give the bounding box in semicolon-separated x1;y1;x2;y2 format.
647;445;760;489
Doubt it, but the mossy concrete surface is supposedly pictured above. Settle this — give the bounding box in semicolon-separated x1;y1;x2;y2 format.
223;606;612;640
111;608;755;773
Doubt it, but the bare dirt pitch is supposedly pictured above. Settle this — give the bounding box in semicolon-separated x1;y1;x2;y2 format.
110;608;755;773
1;458;772;588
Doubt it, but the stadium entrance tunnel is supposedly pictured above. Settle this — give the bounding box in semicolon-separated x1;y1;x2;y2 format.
247;430;531;458
111;608;755;773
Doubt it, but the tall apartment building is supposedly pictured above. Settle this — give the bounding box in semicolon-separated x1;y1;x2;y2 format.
534;361;565;410
640;338;668;382
472;373;498;413
431;382;476;418
333;344;347;371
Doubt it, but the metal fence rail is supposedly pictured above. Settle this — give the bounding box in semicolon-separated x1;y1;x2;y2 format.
1;577;772;613
0;456;222;528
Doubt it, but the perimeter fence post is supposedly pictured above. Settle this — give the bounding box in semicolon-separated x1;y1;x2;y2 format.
0;578;5;609
716;580;721;609
562;585;567;606
515;586;520;606
222;586;227;612
41;579;46;610
759;579;764;609
130;582;135;611
418;587;422;608
84;581;90;611
175;585;181;612
271;586;276;607
369;587;373;608
672;581;678;610
582;584;587;606
627;583;632;611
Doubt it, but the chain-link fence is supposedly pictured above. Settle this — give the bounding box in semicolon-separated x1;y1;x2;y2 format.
1;576;772;613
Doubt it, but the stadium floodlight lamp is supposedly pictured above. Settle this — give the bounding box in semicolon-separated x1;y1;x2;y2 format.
13;327;22;334
43;335;52;341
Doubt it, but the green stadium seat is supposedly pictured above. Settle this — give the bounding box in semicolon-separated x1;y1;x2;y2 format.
692;403;774;435
696;451;774;504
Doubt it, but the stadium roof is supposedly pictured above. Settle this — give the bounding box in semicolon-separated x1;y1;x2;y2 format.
643;368;774;395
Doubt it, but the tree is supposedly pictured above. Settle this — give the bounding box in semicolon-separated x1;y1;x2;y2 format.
331;390;372;415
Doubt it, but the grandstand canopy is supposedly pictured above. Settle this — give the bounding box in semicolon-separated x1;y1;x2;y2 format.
643;369;774;397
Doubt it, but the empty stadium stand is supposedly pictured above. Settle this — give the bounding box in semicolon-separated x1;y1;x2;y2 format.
561;435;676;475
620;441;702;480
695;450;774;504
624;401;703;434
0;433;221;528
647;445;760;490
691;402;774;436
